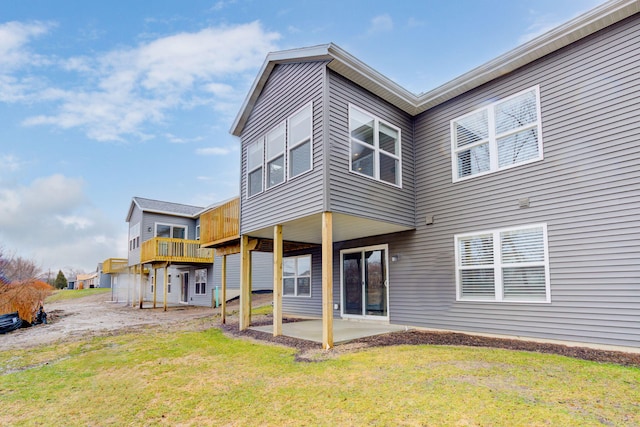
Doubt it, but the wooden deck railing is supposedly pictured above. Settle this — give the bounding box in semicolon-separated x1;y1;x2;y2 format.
140;238;214;264
199;197;240;248
102;258;128;273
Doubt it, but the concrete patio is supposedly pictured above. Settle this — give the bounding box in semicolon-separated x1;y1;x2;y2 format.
251;319;408;344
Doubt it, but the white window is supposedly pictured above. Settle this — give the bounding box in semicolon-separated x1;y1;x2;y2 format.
168;274;172;293
288;104;313;178
195;269;206;295
266;123;286;188
247;139;264;197
283;255;311;297
349;105;401;186
155;224;187;239
195;225;200;240
451;86;543;181
455;224;550;303
245;103;314;197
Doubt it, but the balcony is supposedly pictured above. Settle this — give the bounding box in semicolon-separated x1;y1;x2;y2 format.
102;258;128;273
140;238;214;264
199;197;240;248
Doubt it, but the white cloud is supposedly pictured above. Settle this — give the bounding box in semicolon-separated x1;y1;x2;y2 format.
0;174;123;273
196;147;231;156
0;21;53;71
165;133;204;144
6;20;280;142
518;13;562;44
56;215;94;230
368;14;393;34
0;154;23;172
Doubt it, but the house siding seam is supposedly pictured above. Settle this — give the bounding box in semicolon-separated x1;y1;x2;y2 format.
327;71;416;228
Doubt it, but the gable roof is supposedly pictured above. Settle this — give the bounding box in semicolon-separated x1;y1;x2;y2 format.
126;197;204;222
231;0;639;136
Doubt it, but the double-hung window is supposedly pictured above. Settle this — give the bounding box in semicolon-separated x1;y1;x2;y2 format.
455;224;550;303
349;105;401;186
288;104;313;178
283;255;311;297
451;86;543;181
247;140;264;197
195;268;206;295
266;123;286;188
246;103;313;197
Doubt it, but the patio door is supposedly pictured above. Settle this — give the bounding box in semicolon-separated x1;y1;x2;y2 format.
181;272;189;303
341;245;388;319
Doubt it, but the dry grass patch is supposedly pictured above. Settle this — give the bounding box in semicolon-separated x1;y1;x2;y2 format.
1;325;639;426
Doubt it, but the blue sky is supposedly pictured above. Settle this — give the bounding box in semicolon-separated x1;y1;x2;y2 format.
0;0;604;275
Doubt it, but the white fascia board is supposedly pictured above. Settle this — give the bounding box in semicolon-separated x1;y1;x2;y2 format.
125;198;142;223
414;0;640;112
230;44;334;136
230;0;639;134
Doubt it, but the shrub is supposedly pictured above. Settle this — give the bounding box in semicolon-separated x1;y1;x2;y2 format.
0;280;54;323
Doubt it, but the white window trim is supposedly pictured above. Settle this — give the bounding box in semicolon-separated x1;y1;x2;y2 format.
454;223;551;304
451;85;543;183
245;102;314;199
339;244;390;321
348;104;402;188
287;102;314;179
246;138;264;199
265;121;287;190
154;223;188;239
195;268;207;295
195;225;200;241
283;254;312;298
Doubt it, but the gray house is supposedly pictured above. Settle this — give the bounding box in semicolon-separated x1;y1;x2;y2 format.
121;196;273;308
231;0;640;350
124;197;215;307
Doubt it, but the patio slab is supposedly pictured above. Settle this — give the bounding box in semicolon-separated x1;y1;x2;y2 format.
251;319;407;344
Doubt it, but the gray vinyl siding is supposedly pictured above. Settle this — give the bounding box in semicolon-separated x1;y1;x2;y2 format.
212;252;274;292
327;71;416;228
389;14;640;348
141;213;197;241
127;206;142;266
282;246;323;318
240;61;327;234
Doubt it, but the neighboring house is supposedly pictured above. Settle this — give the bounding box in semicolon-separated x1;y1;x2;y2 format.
124;197;214;308
228;0;640;350
101;258;128;301
67;276;76;290
77;272;98;289
121;197;273;308
96;263;112;288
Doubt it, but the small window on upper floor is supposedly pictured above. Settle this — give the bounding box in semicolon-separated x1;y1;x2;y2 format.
349;105;401;187
247;139;264;197
451;86;543;182
266;123;286;189
288;104;313;178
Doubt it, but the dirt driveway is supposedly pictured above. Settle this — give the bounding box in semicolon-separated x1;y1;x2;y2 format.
0;292;248;351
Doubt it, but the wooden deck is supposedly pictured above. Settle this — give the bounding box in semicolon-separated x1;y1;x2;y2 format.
199;197;240;248
140;238;214;264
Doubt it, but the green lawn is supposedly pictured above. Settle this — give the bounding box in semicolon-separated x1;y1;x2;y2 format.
45;287;111;303
1;324;638;426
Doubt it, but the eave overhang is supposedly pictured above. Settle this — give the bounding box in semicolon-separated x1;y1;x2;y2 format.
230;0;639;136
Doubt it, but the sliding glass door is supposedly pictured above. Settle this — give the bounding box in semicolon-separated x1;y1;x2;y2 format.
341;245;388;319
